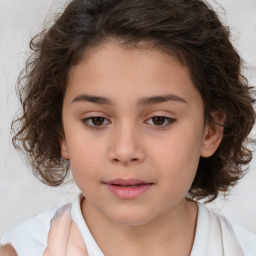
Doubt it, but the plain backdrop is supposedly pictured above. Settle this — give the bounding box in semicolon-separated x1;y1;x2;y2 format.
0;0;256;238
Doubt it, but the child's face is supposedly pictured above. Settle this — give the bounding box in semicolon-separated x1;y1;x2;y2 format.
60;42;221;225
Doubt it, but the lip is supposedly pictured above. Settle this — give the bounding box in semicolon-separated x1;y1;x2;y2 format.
103;179;154;199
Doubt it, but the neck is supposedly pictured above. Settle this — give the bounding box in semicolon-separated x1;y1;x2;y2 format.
81;198;198;256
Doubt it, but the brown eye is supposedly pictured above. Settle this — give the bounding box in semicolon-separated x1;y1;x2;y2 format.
91;117;105;126
82;116;110;129
152;116;166;125
145;116;176;128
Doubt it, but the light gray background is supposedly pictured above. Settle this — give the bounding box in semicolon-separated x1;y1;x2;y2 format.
0;0;256;238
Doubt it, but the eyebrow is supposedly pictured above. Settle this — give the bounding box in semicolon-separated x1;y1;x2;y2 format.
137;94;187;106
72;94;113;105
71;94;187;106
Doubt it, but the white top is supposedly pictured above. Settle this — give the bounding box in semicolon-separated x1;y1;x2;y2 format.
1;194;256;256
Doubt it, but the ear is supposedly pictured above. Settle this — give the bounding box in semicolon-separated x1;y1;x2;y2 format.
200;112;225;158
59;135;70;160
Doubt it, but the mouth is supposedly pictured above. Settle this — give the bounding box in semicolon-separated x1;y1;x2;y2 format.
103;179;154;199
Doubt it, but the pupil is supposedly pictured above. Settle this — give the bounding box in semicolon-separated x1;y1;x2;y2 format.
153;117;165;125
92;117;104;126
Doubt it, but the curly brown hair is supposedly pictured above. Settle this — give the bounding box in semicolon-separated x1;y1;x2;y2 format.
12;0;255;202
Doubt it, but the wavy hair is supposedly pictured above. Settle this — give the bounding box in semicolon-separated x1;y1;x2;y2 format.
12;0;255;201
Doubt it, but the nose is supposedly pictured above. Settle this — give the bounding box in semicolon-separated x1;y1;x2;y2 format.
108;123;145;165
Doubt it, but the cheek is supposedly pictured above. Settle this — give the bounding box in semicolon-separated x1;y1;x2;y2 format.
67;135;106;181
151;126;203;187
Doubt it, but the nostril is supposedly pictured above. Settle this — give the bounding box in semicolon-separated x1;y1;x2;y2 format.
112;157;138;163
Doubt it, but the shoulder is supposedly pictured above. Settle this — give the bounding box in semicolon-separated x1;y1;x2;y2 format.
214;210;256;252
231;220;256;255
0;207;58;256
201;203;256;255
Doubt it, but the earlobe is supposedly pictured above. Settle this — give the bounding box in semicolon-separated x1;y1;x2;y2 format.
59;136;69;160
200;112;225;158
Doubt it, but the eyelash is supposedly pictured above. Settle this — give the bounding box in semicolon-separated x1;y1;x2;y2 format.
81;117;111;130
146;116;176;129
81;116;176;130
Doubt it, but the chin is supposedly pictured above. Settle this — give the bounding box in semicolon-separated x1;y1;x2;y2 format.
107;208;155;226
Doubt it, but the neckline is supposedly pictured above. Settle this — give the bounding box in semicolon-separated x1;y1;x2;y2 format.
190;202;210;256
71;194;104;256
71;194;210;256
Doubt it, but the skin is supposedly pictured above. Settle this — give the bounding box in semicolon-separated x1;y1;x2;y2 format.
2;42;223;256
0;244;18;256
58;42;224;255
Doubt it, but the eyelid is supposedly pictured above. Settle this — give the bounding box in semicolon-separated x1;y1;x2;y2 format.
145;116;176;129
81;116;111;130
81;114;176;130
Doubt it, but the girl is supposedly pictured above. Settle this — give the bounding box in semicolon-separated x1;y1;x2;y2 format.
1;0;256;255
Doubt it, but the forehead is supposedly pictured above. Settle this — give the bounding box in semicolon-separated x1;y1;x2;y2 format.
65;42;202;108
